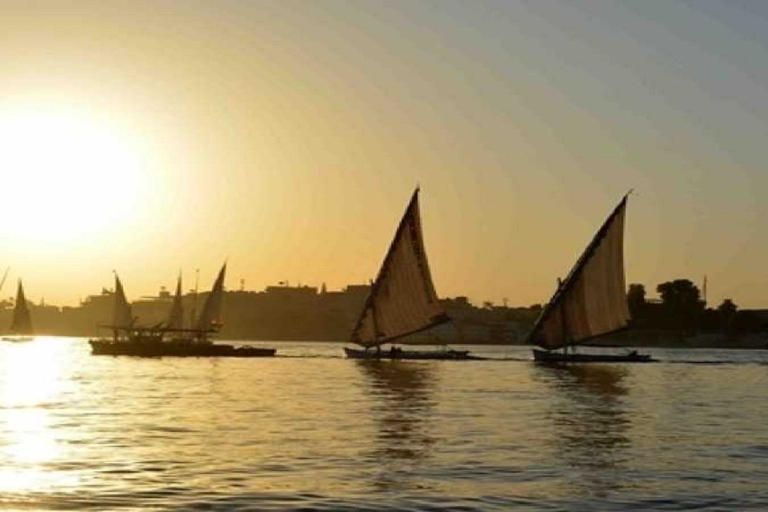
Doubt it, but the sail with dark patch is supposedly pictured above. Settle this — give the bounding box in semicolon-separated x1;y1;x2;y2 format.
10;280;33;335
196;263;226;332
166;274;184;330
112;273;134;329
350;188;449;348
528;195;630;351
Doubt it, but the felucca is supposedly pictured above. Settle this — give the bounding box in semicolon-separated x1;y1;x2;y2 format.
2;280;34;342
344;188;478;360
527;193;653;363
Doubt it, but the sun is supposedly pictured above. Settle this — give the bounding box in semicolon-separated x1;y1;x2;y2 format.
0;106;147;244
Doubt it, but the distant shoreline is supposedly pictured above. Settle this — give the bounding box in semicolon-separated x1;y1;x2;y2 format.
234;332;767;349
28;331;768;349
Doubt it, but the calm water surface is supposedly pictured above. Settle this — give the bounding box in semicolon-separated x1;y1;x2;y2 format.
1;338;767;510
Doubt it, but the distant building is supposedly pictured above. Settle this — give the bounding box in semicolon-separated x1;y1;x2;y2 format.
14;281;535;342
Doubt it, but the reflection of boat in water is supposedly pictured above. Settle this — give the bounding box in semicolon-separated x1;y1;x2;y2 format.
344;188;478;360
534;349;651;364
540;363;629;398
355;360;437;490
89;266;276;358
535;363;631;497
528;193;653;363
355;360;437;407
2;280;35;342
348;345;480;360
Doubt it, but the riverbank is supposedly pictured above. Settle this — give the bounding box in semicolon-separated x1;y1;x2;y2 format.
587;330;768;349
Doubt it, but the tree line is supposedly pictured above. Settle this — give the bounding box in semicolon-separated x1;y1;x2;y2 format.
627;279;766;335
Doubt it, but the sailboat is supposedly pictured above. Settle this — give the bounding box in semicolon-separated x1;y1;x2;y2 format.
88;272;143;353
344;188;479;360
527;193;654;363
192;263;227;342
111;272;135;336
89;265;276;357
166;273;184;332
2;280;34;342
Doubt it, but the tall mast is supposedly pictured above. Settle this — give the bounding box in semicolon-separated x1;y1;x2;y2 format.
190;268;199;331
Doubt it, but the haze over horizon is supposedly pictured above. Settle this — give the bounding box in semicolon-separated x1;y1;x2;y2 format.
2;1;767;308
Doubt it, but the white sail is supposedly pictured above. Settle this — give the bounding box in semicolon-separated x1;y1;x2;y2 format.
166;274;184;330
112;273;134;328
529;195;630;350
196;263;226;332
10;280;33;335
350;188;449;348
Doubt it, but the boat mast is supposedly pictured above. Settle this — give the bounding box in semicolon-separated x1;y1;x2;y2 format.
371;299;380;352
190;268;199;338
559;278;570;355
0;267;9;293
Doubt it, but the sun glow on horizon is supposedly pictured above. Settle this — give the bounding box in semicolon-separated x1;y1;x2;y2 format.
0;106;149;246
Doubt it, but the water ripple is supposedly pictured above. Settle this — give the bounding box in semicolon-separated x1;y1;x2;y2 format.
1;341;768;510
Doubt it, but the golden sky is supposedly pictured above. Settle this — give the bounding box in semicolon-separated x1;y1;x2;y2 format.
1;1;767;308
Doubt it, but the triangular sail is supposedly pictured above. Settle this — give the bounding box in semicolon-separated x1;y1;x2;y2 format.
350;188;449;348
112;273;134;328
528;195;630;351
10;280;33;335
166;274;184;330
196;263;226;332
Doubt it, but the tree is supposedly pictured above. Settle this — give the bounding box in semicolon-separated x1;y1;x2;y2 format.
717;299;738;332
656;279;705;333
717;298;737;316
627;283;646;319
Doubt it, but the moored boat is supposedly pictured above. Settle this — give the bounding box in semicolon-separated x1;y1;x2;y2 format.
89;266;276;358
89;333;276;357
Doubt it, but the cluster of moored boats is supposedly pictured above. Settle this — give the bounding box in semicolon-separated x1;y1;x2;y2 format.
87;264;277;358
4;188;653;364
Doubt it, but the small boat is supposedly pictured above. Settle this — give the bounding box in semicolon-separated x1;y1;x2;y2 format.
89;267;276;358
2;280;35;342
344;188;478;360
89;330;277;357
527;193;654;363
532;348;652;363
344;346;483;360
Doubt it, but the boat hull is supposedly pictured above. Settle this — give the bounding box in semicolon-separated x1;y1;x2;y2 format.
1;336;34;342
532;348;654;363
89;339;276;358
344;347;483;360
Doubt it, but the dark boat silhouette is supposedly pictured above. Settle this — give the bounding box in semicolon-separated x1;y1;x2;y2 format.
528;193;653;363
344;188;479;361
2;280;35;342
89;266;275;358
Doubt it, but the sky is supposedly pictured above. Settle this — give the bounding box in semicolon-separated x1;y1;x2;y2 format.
1;0;768;308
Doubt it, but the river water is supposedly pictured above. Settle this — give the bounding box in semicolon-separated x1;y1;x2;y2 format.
1;338;767;510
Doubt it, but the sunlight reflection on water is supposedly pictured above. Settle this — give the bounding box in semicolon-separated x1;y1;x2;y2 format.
0;338;766;510
0;338;82;495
